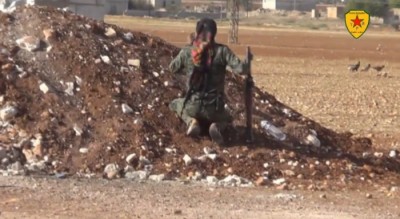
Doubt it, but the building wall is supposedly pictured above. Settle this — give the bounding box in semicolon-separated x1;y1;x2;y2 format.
105;0;128;14
263;0;317;11
262;0;276;10
149;0;181;9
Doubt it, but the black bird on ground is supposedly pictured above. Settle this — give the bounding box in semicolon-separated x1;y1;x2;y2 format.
348;61;360;72
360;64;371;72
372;65;385;72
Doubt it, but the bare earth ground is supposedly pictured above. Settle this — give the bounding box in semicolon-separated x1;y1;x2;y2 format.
1;175;400;219
2;16;400;218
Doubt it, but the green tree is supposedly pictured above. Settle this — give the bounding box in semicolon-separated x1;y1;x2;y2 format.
345;0;389;17
389;0;400;8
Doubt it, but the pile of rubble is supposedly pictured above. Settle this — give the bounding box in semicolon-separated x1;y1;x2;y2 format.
0;6;399;189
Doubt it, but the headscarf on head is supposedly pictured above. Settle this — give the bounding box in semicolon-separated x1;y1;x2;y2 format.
191;18;217;68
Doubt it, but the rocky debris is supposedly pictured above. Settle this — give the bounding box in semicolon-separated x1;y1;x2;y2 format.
148;174;165;182
104;163;120;179
15;36;41;52
0;6;398;190
0;103;18;121
125;170;148;180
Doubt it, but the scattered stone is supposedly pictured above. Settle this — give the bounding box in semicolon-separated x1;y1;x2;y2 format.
79;147;88;154
374;152;383;158
207;153;217;161
128;59;140;67
263;163;269;168
123;32;133;41
55;172;68;179
121;103;133;114
320;194;327;199
206;176;218;185
16;36;41;52
8;161;24;175
183;154;192;166
276;183;289;190
0;104;18;121
218;175;252;187
274;193;299;202
255;176;268;186
366;193;372;199
196;155;208;162
148;174;165;182
124;170;148;180
64;82;74;96
104;163;120;179
305;134;321;147
389;150;397;158
283;170;295;177
39;83;50;94
125;153;137;164
100;55;111;64
43;28;55;41
73;124;83;136
105;27;116;37
273;178;286;185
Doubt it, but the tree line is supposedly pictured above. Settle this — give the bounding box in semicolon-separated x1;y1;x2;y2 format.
345;0;400;17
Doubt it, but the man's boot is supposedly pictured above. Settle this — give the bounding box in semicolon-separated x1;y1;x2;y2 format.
186;118;201;137
209;123;224;145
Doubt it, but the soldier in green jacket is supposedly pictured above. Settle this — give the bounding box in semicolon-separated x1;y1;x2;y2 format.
169;18;249;145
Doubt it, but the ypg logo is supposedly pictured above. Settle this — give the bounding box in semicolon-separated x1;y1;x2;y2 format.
345;10;370;39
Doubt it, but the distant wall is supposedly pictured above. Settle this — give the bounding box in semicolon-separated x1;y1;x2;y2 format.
124;9;226;19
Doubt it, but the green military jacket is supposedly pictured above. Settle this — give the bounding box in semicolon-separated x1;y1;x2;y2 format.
169;43;248;95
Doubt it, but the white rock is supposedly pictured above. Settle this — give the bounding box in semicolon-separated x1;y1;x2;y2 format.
100;55;111;64
305;134;321;147
123;32;133;41
152;72;159;77
0;104;18;121
183;154;192;166
39;83;50;94
206;176;218;185
125;153;137;163
207;153;217;161
164;81;169;87
125;170;148;180
203;147;215;155
105;27;117;37
272;178;286;185
263;163;269;168
64;82;74;96
75;76;83;86
104;163;120;179
374;152;384;158
218;175;252;187
196;155;208;162
121;103;133;114
389;150;397;158
79;147;88;154
16;36;41;52
191;171;203;181
73;124;83;136
0;95;4;105
149;174;165;182
128;59;140;67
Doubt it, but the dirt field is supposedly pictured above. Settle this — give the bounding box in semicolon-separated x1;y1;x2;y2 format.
107;17;400;147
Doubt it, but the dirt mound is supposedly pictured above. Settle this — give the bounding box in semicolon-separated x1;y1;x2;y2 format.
0;6;399;189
